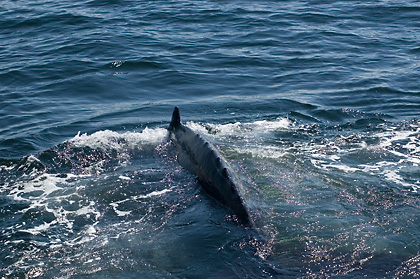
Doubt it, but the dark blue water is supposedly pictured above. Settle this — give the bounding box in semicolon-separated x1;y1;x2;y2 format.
1;0;420;278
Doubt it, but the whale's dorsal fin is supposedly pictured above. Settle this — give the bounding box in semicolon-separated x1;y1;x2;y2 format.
169;107;181;130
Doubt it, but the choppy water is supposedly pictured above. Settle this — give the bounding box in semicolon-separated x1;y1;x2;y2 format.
1;0;420;278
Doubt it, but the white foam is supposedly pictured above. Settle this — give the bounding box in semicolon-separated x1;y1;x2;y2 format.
359;161;398;174
184;117;293;161
19;222;53;236
10;173;68;203
326;164;360;173
136;188;172;199
193;117;420;192
7;173;100;237
383;170;412;188
237;145;288;159
186;117;291;139
307;122;420;191
252;118;291;131
68;127;168;150
110;200;132;217
110;188;172;217
378;126;420;160
119;175;131;181
1;164;16;171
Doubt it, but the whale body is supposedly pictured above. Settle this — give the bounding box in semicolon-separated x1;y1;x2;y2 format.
168;107;251;226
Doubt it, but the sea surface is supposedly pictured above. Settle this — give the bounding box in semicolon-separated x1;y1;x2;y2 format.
1;0;420;278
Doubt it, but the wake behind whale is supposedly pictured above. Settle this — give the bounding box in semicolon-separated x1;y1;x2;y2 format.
168;107;252;226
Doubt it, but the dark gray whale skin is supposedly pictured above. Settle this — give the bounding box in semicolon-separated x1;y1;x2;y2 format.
168;107;252;226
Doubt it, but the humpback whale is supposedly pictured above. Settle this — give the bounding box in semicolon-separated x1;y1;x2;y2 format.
168;107;252;226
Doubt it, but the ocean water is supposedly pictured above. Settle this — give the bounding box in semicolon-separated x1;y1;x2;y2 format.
1;0;420;278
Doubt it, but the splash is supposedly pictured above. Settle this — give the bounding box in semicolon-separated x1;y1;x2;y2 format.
69;128;168;150
190;117;419;192
35;127;169;176
186;117;291;138
185;117;292;159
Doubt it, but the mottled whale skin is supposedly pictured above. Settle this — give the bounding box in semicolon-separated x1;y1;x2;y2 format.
168;107;251;226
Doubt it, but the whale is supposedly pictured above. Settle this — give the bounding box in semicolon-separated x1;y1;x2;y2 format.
168;107;252;226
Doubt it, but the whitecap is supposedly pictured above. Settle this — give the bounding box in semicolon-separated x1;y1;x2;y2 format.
68;127;168;150
186;117;291;139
